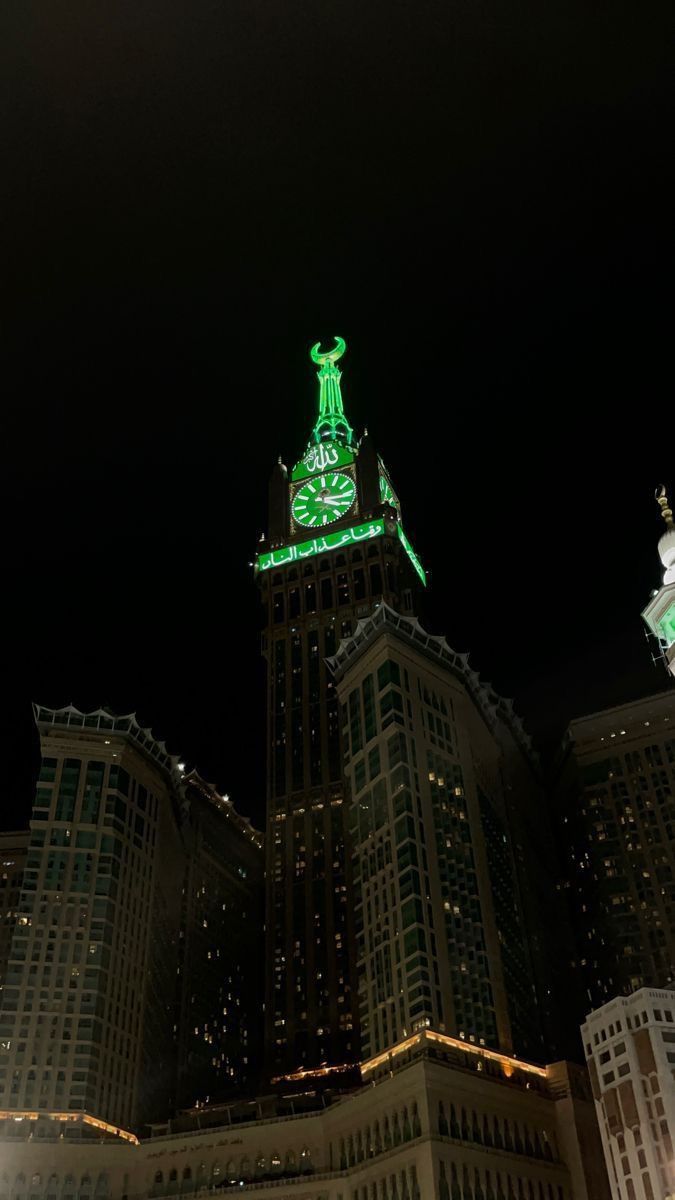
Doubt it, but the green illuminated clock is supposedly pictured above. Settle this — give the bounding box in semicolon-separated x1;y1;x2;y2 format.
292;472;356;528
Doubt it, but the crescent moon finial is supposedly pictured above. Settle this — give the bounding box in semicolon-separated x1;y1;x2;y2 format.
310;336;346;366
656;485;674;528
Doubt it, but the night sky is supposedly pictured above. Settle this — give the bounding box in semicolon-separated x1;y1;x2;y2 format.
2;0;672;831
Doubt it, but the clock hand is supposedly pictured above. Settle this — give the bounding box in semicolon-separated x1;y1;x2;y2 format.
322;497;346;506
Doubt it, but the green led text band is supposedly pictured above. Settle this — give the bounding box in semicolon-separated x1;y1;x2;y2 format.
397;526;426;585
257;519;426;585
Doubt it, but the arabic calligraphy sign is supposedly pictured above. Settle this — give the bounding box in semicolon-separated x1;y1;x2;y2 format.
256;519;426;585
291;440;355;481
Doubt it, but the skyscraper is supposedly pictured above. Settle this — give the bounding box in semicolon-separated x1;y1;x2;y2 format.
0;705;186;1132
556;488;675;1019
328;603;561;1063
257;337;425;1075
0;830;29;989
0;705;263;1136
176;771;264;1109
558;689;675;1010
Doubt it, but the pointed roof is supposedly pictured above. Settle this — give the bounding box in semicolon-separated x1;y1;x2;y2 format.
310;336;354;447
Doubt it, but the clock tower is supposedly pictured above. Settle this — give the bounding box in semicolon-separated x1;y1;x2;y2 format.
257;337;425;1076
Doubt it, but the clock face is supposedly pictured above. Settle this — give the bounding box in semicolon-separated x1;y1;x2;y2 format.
292;472;356;528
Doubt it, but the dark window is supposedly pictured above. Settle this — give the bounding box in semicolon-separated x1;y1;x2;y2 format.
378;659;401;690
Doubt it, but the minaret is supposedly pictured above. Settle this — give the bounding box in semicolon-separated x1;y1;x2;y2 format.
642;485;675;678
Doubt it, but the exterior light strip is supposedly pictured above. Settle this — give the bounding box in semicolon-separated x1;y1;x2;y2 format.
0;1109;139;1145
360;1029;548;1079
256;519;426;585
270;1061;356;1085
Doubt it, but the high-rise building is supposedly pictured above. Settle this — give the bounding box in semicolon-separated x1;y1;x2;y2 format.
558;690;675;1011
0;830;29;988
176;771;264;1109
0;704;263;1135
257;337;425;1075
328;603;565;1064
642;486;675;679
582;986;675;1200
0;704;186;1132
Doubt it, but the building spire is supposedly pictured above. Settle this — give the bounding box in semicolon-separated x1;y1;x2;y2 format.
310;336;354;446
656;485;674;529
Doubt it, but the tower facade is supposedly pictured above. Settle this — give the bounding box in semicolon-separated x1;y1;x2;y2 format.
582;987;675;1200
0;830;29;990
0;705;186;1132
558;690;675;1008
176;772;264;1109
642;485;675;678
0;706;264;1135
257;338;425;1075
328;604;555;1064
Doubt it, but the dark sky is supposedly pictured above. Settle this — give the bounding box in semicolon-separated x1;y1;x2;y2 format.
2;0;673;831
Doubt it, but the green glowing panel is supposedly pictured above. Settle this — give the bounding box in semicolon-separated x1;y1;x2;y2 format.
379;474;400;511
292;441;355;481
659;603;675;645
291;472;357;528
257;519;386;572
256;518;427;586
397;526;426;585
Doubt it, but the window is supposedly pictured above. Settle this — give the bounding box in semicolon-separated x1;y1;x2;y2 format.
378;659;401;690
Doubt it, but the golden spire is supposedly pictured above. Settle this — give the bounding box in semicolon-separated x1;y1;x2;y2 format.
656;485;674;529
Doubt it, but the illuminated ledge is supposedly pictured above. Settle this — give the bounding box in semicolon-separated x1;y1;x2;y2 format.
270;1062;357;1086
0;1109;138;1145
257;518;426;586
361;1029;548;1080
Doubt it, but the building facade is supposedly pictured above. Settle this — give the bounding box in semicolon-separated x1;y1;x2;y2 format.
0;705;262;1134
328;604;563;1064
558;690;675;1011
0;830;29;988
176;771;264;1109
582;987;675;1200
257;338;425;1076
0;1029;609;1199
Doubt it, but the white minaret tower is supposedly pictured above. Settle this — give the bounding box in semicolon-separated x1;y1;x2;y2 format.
642;485;675;678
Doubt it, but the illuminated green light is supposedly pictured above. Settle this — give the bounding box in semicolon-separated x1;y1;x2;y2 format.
292;440;355;481
310;337;354;447
397;525;426;584
257;518;426;586
660;602;675;645
379;473;399;512
258;519;386;572
291;472;357;528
